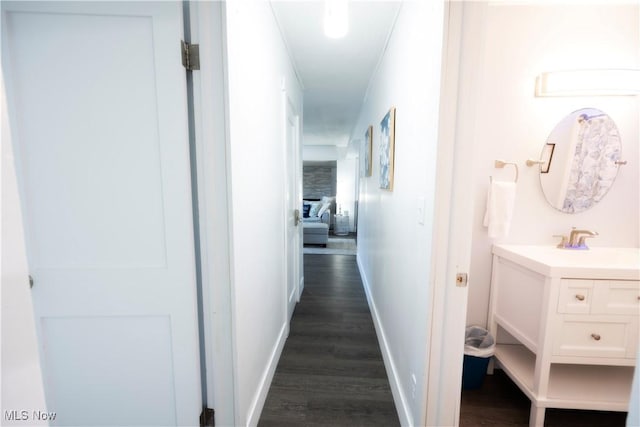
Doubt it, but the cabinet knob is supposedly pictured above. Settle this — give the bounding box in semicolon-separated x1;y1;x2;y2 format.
575;294;585;301
591;333;601;341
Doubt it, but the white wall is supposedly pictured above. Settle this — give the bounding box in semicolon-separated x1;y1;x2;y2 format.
223;2;303;425
1;72;48;426
351;2;444;425
465;3;640;328
336;156;357;231
302;144;339;161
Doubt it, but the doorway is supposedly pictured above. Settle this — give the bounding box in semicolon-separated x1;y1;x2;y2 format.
301;161;357;256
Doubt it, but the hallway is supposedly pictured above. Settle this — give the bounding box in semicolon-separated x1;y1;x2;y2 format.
259;254;399;426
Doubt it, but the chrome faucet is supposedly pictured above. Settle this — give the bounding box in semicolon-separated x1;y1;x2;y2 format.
555;228;599;249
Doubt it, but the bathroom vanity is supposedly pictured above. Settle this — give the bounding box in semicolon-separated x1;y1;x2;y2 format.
488;244;640;427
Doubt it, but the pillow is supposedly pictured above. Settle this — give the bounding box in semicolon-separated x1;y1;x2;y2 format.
317;202;330;218
308;202;321;218
321;196;335;205
302;202;311;218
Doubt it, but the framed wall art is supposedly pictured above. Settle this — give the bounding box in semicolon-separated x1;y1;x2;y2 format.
379;107;396;190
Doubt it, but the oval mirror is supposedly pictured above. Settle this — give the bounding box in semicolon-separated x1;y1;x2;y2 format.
538;108;622;213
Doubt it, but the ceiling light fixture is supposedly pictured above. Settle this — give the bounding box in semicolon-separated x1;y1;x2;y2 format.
324;0;349;39
535;69;640;97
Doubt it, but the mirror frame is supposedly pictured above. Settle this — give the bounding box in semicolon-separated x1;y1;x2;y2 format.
538;108;622;213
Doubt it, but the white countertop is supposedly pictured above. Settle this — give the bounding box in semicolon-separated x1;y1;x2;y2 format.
492;244;640;280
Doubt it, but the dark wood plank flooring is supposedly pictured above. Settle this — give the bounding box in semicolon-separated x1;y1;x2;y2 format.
259;254;627;426
460;369;628;426
259;254;400;427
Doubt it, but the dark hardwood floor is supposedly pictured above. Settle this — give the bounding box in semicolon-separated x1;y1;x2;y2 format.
460;369;628;427
259;254;400;427
259;254;627;426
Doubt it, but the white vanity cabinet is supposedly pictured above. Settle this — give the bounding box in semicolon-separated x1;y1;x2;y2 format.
488;245;640;427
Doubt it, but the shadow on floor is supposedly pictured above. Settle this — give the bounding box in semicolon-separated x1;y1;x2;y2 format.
460;369;627;427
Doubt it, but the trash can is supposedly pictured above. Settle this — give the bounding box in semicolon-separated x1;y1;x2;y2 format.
462;325;495;390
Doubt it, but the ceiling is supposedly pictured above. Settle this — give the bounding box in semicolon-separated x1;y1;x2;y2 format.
270;1;401;148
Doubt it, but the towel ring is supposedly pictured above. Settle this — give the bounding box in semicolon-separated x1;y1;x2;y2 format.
493;160;518;182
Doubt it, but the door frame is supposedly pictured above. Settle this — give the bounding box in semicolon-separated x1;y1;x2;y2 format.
282;87;302;321
424;2;489;426
290;94;303;303
188;2;237;426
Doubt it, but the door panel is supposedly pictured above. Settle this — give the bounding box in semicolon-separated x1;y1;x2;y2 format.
2;2;201;425
41;316;177;426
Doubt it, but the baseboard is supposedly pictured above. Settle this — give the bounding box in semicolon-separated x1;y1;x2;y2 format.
356;255;413;426
245;321;288;426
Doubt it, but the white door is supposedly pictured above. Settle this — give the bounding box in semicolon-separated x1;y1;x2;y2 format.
284;95;301;320
1;2;202;425
425;2;484;425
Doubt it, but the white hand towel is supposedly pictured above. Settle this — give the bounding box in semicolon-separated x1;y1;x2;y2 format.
483;180;516;239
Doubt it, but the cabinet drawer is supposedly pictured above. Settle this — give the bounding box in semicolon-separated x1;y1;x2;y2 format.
593;281;640;315
559;280;640;315
553;317;634;359
558;280;593;314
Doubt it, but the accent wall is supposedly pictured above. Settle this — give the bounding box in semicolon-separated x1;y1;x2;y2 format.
303;162;336;199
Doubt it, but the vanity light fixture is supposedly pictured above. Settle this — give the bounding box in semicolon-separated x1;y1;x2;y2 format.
324;0;349;39
535;69;640;97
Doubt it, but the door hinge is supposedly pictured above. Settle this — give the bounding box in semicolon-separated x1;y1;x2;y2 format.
181;40;200;71
199;407;214;427
456;273;468;287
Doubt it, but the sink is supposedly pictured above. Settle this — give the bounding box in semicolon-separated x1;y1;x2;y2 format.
492;245;640;280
